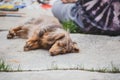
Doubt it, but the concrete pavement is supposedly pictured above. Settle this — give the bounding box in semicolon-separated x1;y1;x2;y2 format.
0;4;120;80
1;31;120;71
1;70;120;80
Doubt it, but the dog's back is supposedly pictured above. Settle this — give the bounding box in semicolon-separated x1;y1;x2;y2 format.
24;15;63;38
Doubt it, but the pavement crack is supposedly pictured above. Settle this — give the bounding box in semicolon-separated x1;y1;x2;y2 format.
0;29;8;32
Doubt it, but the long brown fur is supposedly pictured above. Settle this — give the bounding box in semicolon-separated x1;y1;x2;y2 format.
7;15;79;56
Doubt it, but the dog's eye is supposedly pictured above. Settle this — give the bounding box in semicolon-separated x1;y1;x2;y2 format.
58;43;63;47
57;42;66;47
57;42;61;46
63;43;66;47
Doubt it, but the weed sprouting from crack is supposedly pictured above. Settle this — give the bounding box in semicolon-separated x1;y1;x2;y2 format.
0;59;11;72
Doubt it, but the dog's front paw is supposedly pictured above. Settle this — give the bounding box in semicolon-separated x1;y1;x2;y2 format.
24;41;34;51
24;45;30;51
7;31;15;39
24;39;40;51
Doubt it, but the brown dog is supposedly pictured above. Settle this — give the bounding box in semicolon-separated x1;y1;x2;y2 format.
7;15;79;56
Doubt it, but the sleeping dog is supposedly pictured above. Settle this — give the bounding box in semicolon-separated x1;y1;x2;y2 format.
7;15;79;56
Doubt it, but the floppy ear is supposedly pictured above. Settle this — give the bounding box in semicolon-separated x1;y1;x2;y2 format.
72;42;80;53
54;33;65;40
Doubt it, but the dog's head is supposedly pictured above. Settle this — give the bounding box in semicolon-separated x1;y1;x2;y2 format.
49;40;79;56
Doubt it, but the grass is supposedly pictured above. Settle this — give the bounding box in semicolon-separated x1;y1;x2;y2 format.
61;20;81;33
0;59;11;72
110;62;120;73
48;63;120;73
0;59;119;73
87;66;120;73
0;59;23;72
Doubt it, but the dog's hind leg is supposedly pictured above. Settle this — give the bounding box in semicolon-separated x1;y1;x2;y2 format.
7;26;28;39
7;18;38;39
7;26;22;39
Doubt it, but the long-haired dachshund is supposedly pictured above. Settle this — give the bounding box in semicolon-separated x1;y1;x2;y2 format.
7;15;79;56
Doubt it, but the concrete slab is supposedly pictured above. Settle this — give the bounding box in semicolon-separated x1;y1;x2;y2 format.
0;70;120;80
0;31;120;71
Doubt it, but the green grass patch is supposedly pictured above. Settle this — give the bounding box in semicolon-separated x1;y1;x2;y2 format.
61;20;81;33
48;63;120;73
110;62;120;73
0;59;11;72
0;59;22;72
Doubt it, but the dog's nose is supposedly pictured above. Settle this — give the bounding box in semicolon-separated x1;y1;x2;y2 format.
49;50;58;56
50;51;55;56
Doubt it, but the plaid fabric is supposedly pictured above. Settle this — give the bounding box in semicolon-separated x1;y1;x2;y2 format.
72;0;120;35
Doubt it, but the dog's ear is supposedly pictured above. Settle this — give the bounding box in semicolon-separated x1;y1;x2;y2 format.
54;33;65;40
71;42;79;53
